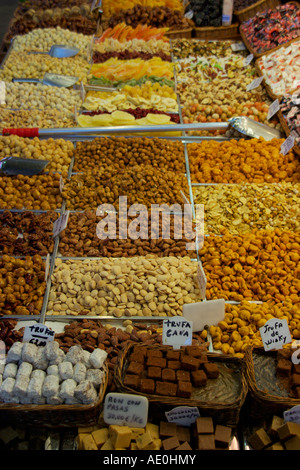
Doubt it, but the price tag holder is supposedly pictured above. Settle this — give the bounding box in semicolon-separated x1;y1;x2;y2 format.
267;99;280;120
284;405;300;425
244;54;254;67
162;316;193;350
259;318;292;351
280;135;295;156
246;76;264;92
44;253;50;281
59;175;64;194
0;81;6;105
53;211;70;238
23;324;55;346
103;392;148;428
80;81;86;102
231;42;246;52
165;406;200;427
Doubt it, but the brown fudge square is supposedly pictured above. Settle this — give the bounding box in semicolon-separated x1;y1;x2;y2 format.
162;436;180;450
196;417;214;434
124;374;140;389
203;362;219;379
129;352;145;363
160;421;177;437
285;435;300;450
278;421;300;441
147;349;163;358
248;428;272;450
191;370;207;387
185;346;203;358
176;426;191;442
277;349;292;360
291;373;300;388
176;370;191;382
133;345;147;356
276;358;292;376
198;434;215;450
147;366;162;380
214;425;232;448
269;415;285;439
147;356;167;368
139;378;155;394
127;362;144;376
161;368;176;382
177;380;192;398
168;360;181;370
156;381;177;397
198;354;209;368
175;441;192;450
166;350;181;361
181;355;200;371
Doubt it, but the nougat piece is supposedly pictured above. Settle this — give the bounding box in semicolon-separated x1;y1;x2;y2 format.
248;427;272;450
160;421;177;437
196;417;214;434
198;434;215;450
162;436;180;450
214;425;232;448
109;425;132;449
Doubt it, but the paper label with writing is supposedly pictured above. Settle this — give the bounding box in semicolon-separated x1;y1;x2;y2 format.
53;211;69;238
280;135;295;156
267;99;280;120
244;54;254;67
23;324;55;346
162;316;193;350
103;392;148;428
165;406;200;427
259;318;292;351
231;42;246;52
0;81;5;105
284;405;300;425
246;76;264;91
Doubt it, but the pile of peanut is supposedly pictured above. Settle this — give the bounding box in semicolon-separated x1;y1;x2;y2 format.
59;210;197;258
210;300;300;358
0;135;74;173
0;173;64;210
62;165;189;210
47;256;200;317
0;108;76;129
193;182;300;235
188;138;300;183
73;137;186;173
0;254;46;316
1;82;82;114
199;229;300;304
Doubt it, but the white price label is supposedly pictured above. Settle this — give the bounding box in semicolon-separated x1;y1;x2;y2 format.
246;76;264;91
259;318;292;351
284;406;300;425
280;135;295;155
103;393;148;428
0;81;5;105
53;211;70;238
23;324;55;346
162;316;193;350
244;54;254;67
165;406;200;426
267;99;280;120
231;42;246;52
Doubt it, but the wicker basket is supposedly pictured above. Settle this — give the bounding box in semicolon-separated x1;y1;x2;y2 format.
193;23;240;40
234;0;280;24
165;27;193;39
114;342;248;427
0;365;108;428
245;347;300;420
240;1;300;58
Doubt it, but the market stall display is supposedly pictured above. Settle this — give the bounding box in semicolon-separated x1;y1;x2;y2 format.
0;0;299;452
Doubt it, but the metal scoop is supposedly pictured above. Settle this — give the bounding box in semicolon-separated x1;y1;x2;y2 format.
27;45;80;59
12;73;79;88
0;157;50;176
229;116;283;141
